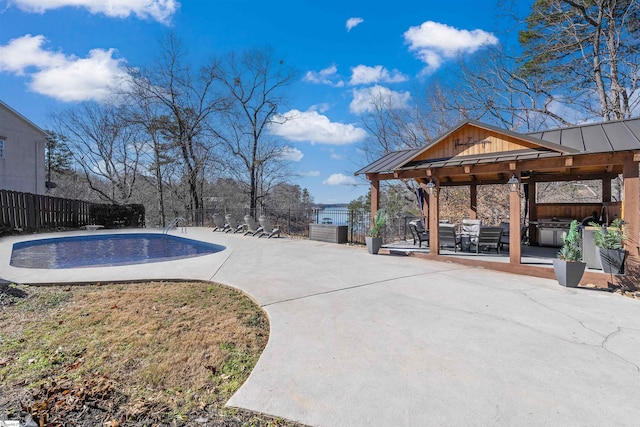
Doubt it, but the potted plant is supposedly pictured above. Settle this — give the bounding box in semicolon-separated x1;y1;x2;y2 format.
553;219;586;287
366;209;387;254
590;218;627;274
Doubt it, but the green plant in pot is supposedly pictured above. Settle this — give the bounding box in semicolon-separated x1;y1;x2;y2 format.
590;218;627;274
366;209;387;254
553;220;586;287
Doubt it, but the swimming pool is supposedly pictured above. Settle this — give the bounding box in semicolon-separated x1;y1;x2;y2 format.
10;233;226;269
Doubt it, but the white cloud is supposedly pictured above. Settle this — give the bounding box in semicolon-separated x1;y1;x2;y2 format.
0;34;66;74
10;0;179;24
270;109;368;145
303;65;344;87
323;173;357;186
346;17;364;32
309;103;331;113
349;65;408;86
404;21;498;74
349;85;412;114
279;146;304;162
299;170;320;177
0;34;129;102
330;151;343;160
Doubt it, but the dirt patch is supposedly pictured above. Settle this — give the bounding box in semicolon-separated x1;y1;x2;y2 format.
0;282;305;426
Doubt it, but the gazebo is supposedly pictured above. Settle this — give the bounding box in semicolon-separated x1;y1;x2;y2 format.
356;119;640;288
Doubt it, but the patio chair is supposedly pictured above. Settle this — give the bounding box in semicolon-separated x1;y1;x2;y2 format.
258;215;281;238
409;221;429;247
212;213;228;232
224;214;244;233
498;222;510;249
438;223;461;252
461;219;481;244
243;215;263;236
470;226;503;254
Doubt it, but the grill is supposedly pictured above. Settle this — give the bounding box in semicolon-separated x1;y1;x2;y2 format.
534;218;573;247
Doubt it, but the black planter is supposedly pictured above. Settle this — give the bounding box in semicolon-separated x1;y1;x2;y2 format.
598;248;626;275
553;259;586;287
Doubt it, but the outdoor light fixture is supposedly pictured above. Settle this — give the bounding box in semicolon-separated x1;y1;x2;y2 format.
507;175;520;192
425;179;436;195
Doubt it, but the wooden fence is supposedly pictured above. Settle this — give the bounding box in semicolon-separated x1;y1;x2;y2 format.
0;189;92;231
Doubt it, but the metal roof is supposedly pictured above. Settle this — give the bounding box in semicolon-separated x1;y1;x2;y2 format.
356;118;640;176
527;117;640;153
354;148;421;176
398;149;561;171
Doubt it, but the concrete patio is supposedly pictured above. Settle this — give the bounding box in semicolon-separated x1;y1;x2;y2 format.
1;228;639;426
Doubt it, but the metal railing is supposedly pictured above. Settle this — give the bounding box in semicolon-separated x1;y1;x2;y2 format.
181;206;421;245
163;216;187;234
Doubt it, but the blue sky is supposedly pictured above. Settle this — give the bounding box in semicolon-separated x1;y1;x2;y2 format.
0;0;527;204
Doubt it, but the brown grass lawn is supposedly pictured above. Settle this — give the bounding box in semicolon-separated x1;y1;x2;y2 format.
0;281;302;426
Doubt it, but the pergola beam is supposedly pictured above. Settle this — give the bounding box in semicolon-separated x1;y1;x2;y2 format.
389;152;635;183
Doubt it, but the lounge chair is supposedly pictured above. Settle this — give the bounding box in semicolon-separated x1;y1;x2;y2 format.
470;226;503;254
258;215;281;238
243;215;262;236
409;220;429;247
212;213;228;232
439;223;461;252
224;214;244;233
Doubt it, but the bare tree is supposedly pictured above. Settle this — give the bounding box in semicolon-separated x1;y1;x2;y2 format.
53;102;142;204
438;48;575;131
360;87;430;162
216;47;298;217
431;1;640;132
123;89;173;226
127;33;226;221
519;0;640;121
358;85;462;213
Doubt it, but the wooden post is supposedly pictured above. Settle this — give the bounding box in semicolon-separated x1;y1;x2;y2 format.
419;181;429;228
602;177;612;203
370;178;380;225
470;183;477;219
428;182;440;253
622;159;639;259
509;173;522;265
528;180;537;245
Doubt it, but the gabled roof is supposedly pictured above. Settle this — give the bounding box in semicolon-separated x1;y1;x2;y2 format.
408;119;580;162
0;99;47;137
355;118;640;176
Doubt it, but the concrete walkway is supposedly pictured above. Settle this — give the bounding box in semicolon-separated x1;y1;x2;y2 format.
2;229;639;426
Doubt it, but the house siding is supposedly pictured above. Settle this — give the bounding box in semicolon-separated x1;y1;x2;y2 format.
0;101;47;194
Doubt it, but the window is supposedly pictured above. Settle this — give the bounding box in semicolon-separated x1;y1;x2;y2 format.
0;138;5;159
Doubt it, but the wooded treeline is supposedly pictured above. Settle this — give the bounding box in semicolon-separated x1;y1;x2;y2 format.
46;36;309;227
44;2;639;227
